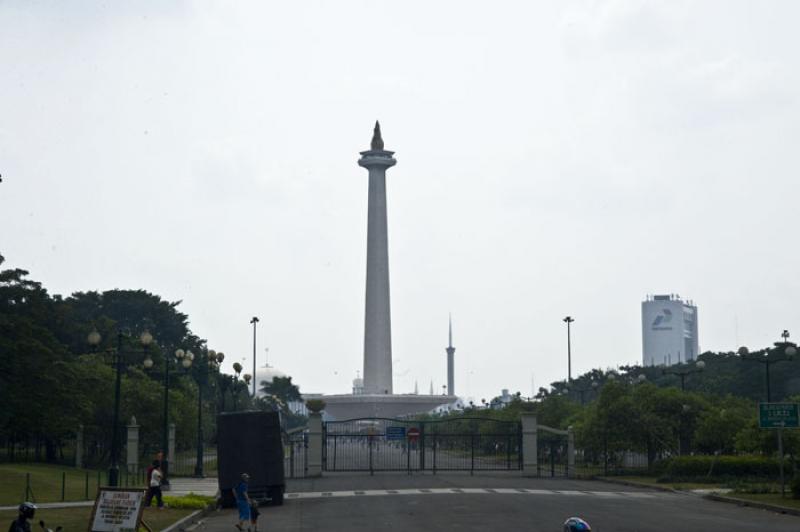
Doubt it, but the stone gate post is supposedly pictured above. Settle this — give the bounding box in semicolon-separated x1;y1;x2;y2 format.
307;412;323;477
126;417;139;475
567;425;575;478
168;423;176;467
75;424;84;469
521;413;538;477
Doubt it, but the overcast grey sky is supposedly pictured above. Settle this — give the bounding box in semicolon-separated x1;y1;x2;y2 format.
2;1;798;401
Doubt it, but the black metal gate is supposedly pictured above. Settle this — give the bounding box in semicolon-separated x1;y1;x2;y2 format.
537;427;569;477
284;429;308;478
323;417;521;473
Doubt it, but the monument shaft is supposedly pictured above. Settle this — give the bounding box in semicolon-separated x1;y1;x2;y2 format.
359;122;396;394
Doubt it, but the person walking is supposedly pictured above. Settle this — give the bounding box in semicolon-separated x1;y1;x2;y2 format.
146;460;164;509
234;473;251;531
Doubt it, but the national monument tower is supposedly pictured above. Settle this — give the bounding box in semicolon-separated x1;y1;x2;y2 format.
359;121;396;394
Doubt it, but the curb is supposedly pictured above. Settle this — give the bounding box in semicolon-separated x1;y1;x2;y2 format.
160;507;211;532
704;494;800;517
591;476;682;494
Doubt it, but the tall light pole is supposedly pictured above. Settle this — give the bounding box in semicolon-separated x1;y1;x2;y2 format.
563;316;574;382
250;317;259;397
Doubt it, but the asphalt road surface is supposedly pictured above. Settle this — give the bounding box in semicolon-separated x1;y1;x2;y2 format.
195;475;797;531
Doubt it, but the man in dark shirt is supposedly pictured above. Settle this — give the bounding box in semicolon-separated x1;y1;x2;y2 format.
8;502;35;532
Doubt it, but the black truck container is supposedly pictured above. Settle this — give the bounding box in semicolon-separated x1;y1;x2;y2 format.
217;410;285;506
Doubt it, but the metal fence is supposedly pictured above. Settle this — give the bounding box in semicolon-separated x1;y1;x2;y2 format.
324;417;522;474
284;430;308;479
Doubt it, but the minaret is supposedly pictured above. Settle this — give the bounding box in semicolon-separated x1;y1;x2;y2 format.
446;314;456;396
359;121;397;394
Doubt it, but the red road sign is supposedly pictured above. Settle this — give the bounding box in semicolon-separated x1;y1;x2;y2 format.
407;427;420;441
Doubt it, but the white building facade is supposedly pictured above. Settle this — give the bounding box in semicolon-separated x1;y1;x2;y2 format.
641;294;699;366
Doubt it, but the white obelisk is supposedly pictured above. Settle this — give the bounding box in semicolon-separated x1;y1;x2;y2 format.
359;121;396;394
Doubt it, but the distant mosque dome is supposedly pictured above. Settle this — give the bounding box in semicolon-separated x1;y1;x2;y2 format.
254;365;287;396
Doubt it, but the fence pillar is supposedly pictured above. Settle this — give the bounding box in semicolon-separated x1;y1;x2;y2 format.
521;413;538;477
75;424;84;469
307;413;323;477
567;425;575;478
168;423;176;468
126;417;139;475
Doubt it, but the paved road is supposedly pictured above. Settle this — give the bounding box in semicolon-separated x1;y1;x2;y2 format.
193;475;797;531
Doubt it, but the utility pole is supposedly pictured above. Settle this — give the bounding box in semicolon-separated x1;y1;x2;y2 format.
563;316;574;382
250;317;259;397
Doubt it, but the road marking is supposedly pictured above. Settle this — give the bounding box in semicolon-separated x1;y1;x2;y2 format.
282;489;655;500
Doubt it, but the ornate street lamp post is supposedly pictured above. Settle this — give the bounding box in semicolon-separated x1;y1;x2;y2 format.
569;380;599;405
194;349;223;477
87;328;153;487
662;360;706;391
739;331;797;402
146;346;193;486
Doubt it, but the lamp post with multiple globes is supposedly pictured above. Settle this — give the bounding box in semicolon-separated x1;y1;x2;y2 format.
144;345;194;486
87;328;153;487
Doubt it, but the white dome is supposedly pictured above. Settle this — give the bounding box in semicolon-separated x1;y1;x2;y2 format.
254;365;287;396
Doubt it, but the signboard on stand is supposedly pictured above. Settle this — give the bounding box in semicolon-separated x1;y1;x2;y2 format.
89;487;147;532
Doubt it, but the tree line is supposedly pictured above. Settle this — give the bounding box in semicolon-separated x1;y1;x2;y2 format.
0;253;304;465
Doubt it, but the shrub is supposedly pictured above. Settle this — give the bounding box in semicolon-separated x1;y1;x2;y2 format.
162;493;216;509
658;455;780;482
791;473;800;499
305;399;326;413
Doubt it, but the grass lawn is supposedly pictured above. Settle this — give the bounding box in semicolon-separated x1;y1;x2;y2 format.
0;463;146;506
0;506;194;532
723;492;800;511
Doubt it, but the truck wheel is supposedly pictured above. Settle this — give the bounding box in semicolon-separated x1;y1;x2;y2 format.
268;486;284;506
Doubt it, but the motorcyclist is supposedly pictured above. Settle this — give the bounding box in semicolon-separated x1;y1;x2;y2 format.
8;502;36;532
563;517;591;532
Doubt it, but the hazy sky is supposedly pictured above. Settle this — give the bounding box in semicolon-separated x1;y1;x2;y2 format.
2;1;798;402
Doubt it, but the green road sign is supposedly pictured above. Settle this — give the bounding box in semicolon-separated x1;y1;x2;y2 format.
759;403;800;429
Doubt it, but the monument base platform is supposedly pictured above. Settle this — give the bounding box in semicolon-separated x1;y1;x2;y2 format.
320;394;457;421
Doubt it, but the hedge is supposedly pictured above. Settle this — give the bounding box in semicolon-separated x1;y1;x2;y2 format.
657;455;784;481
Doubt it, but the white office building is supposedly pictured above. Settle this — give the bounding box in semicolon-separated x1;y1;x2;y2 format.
642;294;699;366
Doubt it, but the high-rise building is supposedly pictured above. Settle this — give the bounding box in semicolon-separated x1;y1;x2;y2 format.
641;294;699;366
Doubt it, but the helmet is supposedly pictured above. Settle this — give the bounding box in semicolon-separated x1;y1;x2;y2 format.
241;473;250;481
19;502;36;519
564;517;591;532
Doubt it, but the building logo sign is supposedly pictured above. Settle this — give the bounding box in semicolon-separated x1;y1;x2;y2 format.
652;309;673;331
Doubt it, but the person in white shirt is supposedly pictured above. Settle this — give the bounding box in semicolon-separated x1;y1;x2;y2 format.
146;460;164;509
